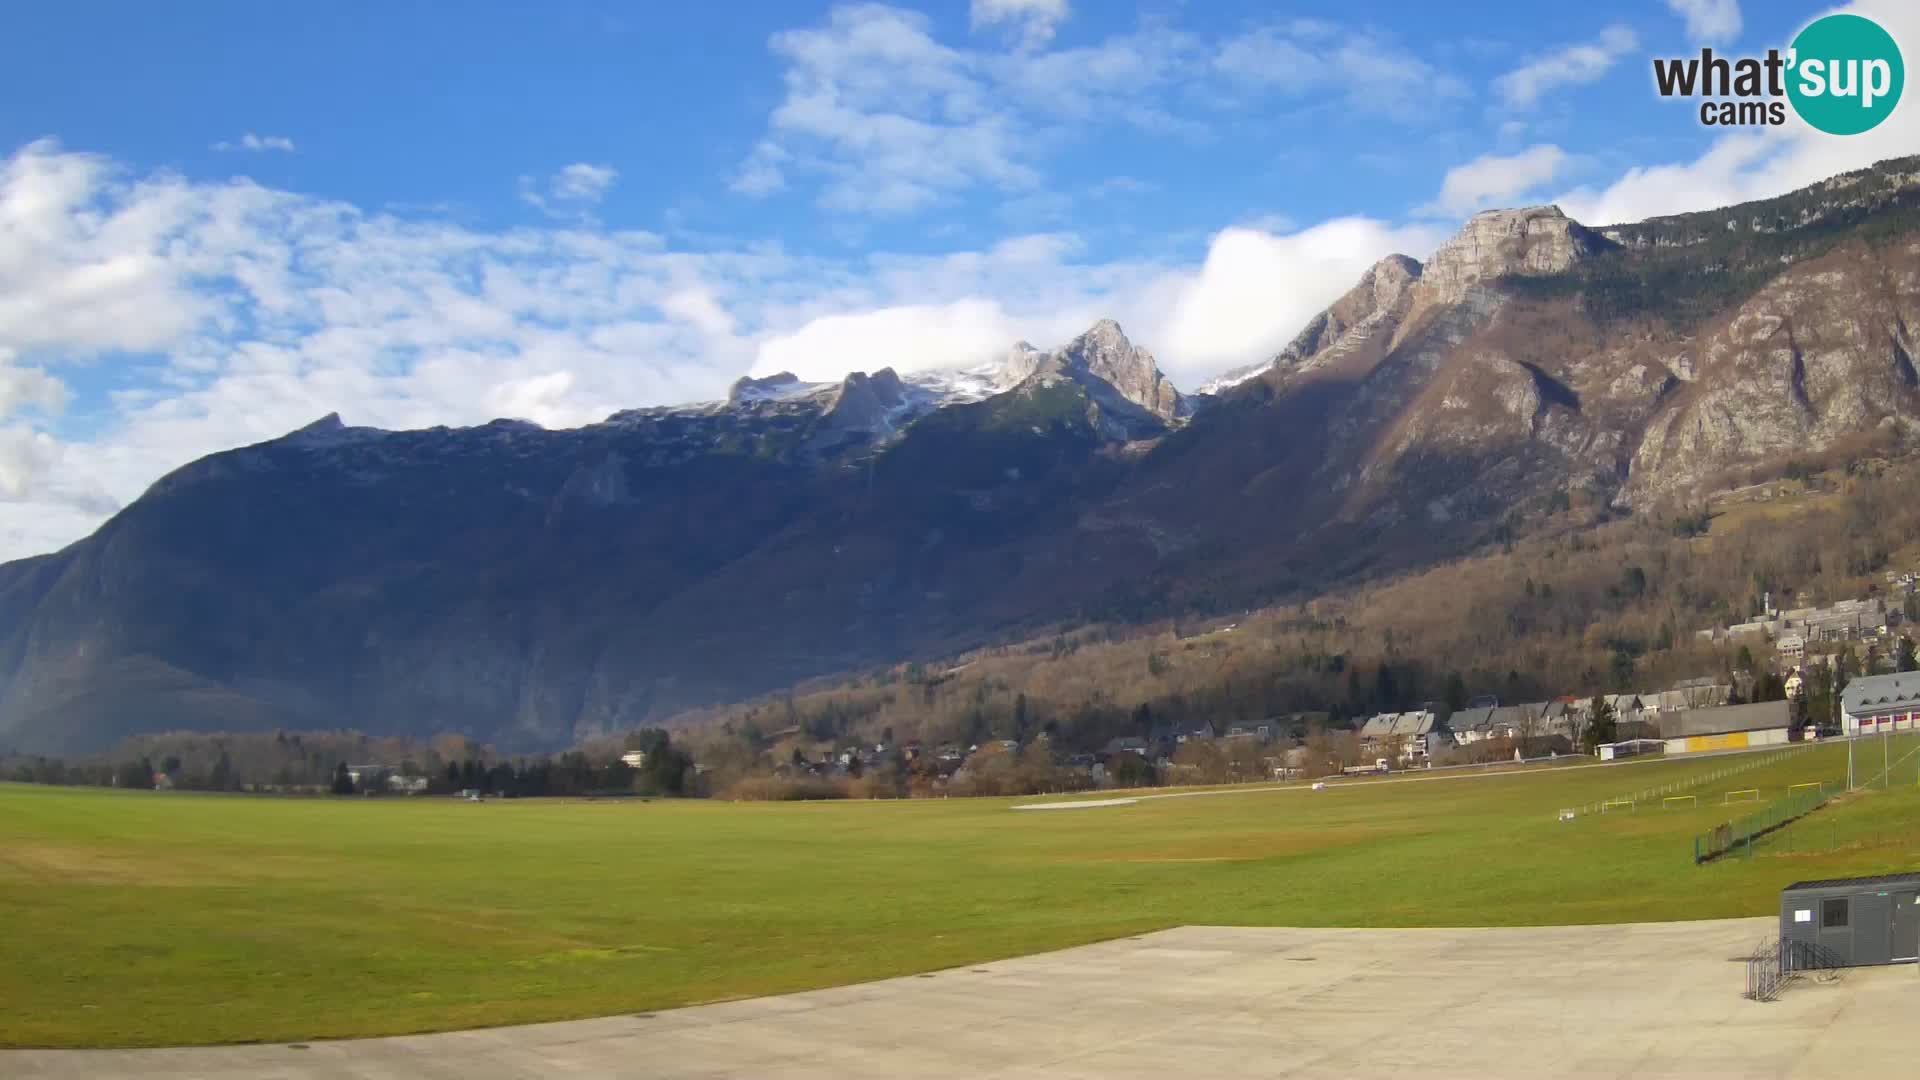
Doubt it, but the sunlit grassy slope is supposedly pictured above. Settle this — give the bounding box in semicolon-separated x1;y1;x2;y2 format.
3;739;1918;1047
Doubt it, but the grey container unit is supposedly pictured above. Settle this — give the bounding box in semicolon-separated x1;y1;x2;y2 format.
1779;873;1920;969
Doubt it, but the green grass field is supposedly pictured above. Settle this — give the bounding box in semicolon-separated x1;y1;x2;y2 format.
4;739;1920;1048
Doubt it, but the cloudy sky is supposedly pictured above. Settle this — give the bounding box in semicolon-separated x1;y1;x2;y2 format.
1;0;1916;559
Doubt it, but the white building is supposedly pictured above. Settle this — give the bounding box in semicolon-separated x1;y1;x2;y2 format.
1840;672;1920;735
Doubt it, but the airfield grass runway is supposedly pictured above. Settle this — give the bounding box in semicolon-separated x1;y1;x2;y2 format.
2;737;1918;1048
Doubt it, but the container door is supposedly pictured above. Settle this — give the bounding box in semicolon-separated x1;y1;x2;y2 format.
1894;892;1919;962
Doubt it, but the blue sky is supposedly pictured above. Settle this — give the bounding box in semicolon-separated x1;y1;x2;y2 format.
0;1;1753;255
0;0;1914;559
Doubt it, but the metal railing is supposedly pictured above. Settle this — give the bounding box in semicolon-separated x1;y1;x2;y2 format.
1781;939;1847;981
1746;939;1846;1002
1745;938;1782;1002
1694;782;1833;864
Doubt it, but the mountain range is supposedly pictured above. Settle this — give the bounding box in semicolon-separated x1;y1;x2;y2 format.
5;155;1920;754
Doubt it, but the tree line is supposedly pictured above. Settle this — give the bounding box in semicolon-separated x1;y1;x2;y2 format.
4;728;697;798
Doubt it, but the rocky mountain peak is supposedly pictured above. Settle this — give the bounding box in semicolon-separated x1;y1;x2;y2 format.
840;367;903;396
1418;205;1613;304
1047;319;1188;423
822;368;912;433
294;412;345;436
1197;254;1425;396
728;371;805;405
1369;253;1423;289
988;322;1188;424
1000;341;1046;385
278;411;392;450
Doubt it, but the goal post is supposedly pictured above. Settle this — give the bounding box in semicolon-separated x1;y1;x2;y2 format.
1602;798;1636;813
1662;795;1697;809
1724;788;1761;804
1788;781;1825;798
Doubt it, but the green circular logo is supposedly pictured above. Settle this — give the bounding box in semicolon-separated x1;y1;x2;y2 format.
1787;14;1903;135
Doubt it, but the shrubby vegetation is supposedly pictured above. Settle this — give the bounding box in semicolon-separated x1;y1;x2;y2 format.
4;726;699;799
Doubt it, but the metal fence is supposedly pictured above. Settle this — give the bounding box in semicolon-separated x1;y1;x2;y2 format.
1561;747;1801;820
1693;782;1833;864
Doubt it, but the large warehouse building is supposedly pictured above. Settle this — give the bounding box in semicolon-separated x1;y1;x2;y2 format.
1659;700;1791;755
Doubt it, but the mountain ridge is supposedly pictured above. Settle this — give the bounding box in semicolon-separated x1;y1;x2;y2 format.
6;156;1920;753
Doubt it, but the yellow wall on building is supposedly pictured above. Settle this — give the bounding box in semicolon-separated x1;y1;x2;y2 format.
1684;732;1752;753
1665;728;1790;754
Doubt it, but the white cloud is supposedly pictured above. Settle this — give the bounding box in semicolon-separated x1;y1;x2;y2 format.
738;6;1457;215
1665;0;1742;43
753;217;1447;389
756;299;1022;379
730;141;788;196
747;4;1033;214
1418;145;1569;217
1150;218;1448;375
212;133;296;153
1494;25;1639;109
0;427;60;499
1212;23;1469;116
552;163;617;203
0;357;68;419
971;0;1068;51
991;25;1206;133
0;140;213;355
660;286;739;338
520;162;619;216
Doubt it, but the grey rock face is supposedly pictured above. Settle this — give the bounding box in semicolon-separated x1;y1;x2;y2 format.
1245;254;1425;391
1006;320;1189;424
822;369;911;434
728;372;804;404
1623;248;1920;502
1000;342;1046;385
1417;206;1612;305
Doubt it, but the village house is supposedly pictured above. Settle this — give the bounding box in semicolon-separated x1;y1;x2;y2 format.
1637;677;1732;714
1446;706;1498;744
1490;702;1546;740
1776;632;1806;660
1224;721;1287;745
1360;709;1438;762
